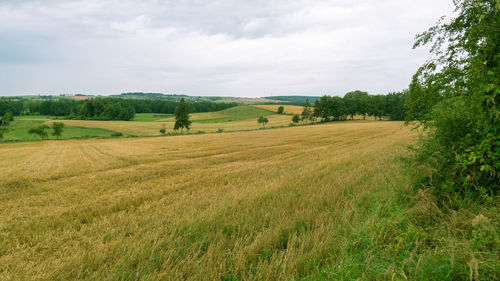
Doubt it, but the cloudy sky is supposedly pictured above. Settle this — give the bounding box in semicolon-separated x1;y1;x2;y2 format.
0;0;454;97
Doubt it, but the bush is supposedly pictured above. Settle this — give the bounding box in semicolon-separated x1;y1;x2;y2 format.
111;132;123;137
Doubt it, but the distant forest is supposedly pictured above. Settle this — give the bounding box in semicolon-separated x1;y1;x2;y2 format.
314;90;407;121
0;98;238;121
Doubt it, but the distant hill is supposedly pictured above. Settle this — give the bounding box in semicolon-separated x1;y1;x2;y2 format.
2;92;307;104
265;96;321;104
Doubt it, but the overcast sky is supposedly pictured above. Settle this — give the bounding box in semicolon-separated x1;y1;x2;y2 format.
0;0;454;97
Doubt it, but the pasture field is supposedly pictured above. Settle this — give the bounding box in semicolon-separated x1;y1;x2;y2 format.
192;105;273;123
132;113;173;122
0;121;416;280
0;120;119;142
253;104;305;114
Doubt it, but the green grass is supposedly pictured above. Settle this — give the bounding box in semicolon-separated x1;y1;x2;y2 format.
132;113;173;122
194;105;274;123
1;120;119;142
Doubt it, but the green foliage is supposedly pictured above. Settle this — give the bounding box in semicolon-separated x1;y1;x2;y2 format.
385;91;408;121
315;91;407;122
301;99;313;124
292;114;300;124
174;98;192;134
407;0;500;197
0;127;6;140
217;128;224;133
28;125;50;139
1;120;116;141
277;106;284;114
257;116;269;128
51;122;65;139
314;96;347;121
2;110;14;126
0;97;237;121
343;90;370;119
368;95;386;120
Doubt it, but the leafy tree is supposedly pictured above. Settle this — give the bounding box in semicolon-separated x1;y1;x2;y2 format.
173;98;191;134
292;114;300;124
51;122;64;139
28;125;49;139
277;106;284;114
2;110;13;126
160;124;166;135
368;95;387;120
0;127;6;140
385;91;408;121
258;116;269;128
407;0;500;197
301;99;313;124
343;90;369;119
314;96;332;121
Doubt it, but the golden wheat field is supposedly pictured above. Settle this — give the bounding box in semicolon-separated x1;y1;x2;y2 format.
252;105;305;114
0;121;415;280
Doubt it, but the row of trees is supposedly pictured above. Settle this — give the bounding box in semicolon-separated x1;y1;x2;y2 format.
28;122;65;139
313;90;407;122
0;98;238;121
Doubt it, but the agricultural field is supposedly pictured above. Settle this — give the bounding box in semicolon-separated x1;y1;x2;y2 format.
0;120;119;142
32;106;288;137
1;121;419;280
1;119;497;280
253;104;305;115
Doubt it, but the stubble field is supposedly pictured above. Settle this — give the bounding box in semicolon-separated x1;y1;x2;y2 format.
0;121;417;280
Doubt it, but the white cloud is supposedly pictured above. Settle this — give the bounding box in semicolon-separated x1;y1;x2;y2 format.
0;0;455;96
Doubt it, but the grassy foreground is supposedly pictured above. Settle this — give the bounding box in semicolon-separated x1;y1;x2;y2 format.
0;122;497;280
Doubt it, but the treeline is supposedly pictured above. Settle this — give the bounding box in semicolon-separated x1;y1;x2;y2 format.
313;90;407;121
0;98;238;121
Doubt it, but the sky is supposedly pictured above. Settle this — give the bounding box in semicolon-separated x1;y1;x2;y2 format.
0;0;455;97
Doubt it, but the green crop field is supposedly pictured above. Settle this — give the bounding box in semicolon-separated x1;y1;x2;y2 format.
0;120;119;142
193;105;273;123
132;113;174;122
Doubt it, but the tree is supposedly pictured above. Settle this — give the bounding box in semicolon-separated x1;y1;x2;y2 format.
277;106;284;114
343;90;369;119
51;122;64;139
2;110;13;126
0;127;6;140
258;116;269;128
292;114;300;124
407;0;500;197
160;124;166;135
385;91;408;121
173;98;191;134
28;125;49;139
368;95;386;120
301;99;313;124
